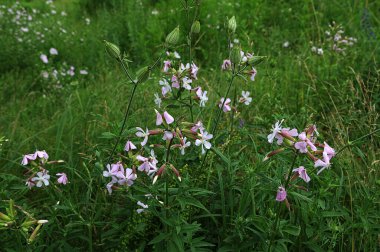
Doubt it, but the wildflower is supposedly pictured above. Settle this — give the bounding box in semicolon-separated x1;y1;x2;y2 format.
56;173;68;185
31;171;50;187
317;48;324;55
40;54;48;64
275;128;298;145
163;60;171;72
240;51;248;63
182;76;192;90
20;27;29;32
283;41;290;48
159;79;171;96
173;51;180;59
323;142;335;159
191;121;204;132
195;129;213;154
239;91;252;105
118;168;137;186
155;110;174;126
49;48;58;55
162;130;174;141
171;75;179;88
180;63;190;74
295;132;317;153
311;46;317;53
292;166;310;183
315;152;331;175
136;201;149;214
248;67;257;81
221;59;231;70
21;154;36;165
267;120;283;144
191;62;199;79
26;180;35;189
179;137;191;155
276;186;287;201
137;155;153;173
41;71;49;79
196;88;208;107
219;97;231;112
79;70;88;75
135;127;149;146
35;150;49;161
154;93;162;108
67;66;75;76
103;163;122;178
124;140;137;152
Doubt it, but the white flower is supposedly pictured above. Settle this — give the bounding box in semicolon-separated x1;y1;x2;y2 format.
135;127;149;146
179;137;191;155
40;54;48;64
317;48;323;55
182;76;192;90
79;70;88;75
195;129;213;154
173;51;180;59
159;79;171;96
49;48;58;55
136;201;148;214
31;171;50;187
283;41;289;48
196;88;208;107
154;93;162;108
239;91;252;105
267;120;284;144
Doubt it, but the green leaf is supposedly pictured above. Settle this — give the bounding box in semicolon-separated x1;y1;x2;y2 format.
282;225;301;236
148;232;171;245
99;132;117;139
211;146;230;165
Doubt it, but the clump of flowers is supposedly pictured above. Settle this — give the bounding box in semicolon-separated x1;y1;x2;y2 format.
21;150;67;189
265;121;336;205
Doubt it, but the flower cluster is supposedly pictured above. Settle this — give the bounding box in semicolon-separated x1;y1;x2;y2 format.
266;121;336;202
103;110;214;195
154;51;208;108
21;150;67;189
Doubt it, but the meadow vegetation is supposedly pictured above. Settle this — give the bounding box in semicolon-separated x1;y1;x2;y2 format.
0;0;379;251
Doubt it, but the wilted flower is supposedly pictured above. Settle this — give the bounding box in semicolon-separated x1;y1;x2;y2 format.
136;127;149;146
248;67;257;81
295;132;317;153
154;93;162;108
163;60;171;72
276;186;287;201
171;75;179;89
56;173;68;185
191;121;204;132
292;166;310;183
219;97;231;112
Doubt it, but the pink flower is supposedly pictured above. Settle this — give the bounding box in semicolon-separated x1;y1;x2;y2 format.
56;173;68;185
275;128;298;145
137;155;156;173
295;132;317;153
249;67;257;81
159;79;171;96
315;152;331;175
124;140;137;152
221;59;231;70
292;166;310;183
196;87;208;107
155;110;174;125
276;186;287;201
182;76;192;90
219;97;231;112
34;150;49;160
118;168;137;186
49;48;58;55
191;62;199;79
163;60;171;72
21;154;36;165
31;171;50;187
40;54;48;64
135;127;149;146
171;75;179;89
323;142;335;160
162;130;174;141
191;121;204;132
267;120;284;144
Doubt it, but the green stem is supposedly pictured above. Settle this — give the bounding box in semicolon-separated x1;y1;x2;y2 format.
336;128;380;156
284;152;298;189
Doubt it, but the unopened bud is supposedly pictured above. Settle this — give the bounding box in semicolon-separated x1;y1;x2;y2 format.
28;224;42;243
191;21;200;34
248;56;266;66
136;66;150;84
231;46;241;64
228;16;237;33
0;212;11;221
263;148;285;161
37;220;48;224
166;26;180;46
104;40;120;59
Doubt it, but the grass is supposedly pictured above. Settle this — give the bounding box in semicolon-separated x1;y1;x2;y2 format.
0;0;379;251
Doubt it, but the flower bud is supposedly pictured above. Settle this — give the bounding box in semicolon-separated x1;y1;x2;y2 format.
231;46;241;64
228;16;237;33
104;40;120;59
247;56;266;66
191;21;200;34
136;66;150;84
166;26;180;46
